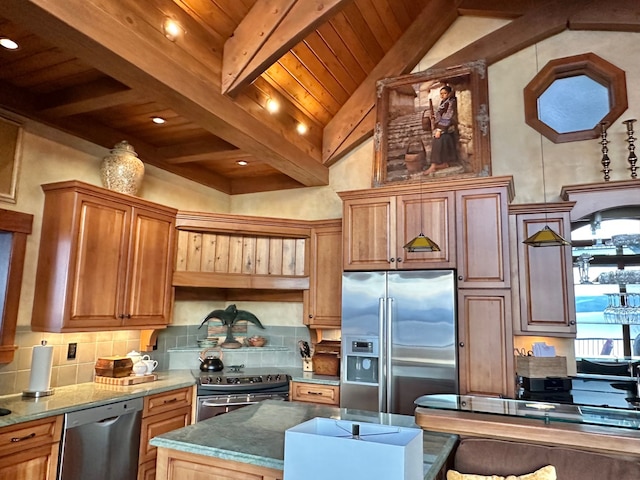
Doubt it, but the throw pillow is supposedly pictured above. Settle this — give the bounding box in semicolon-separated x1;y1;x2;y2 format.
447;464;556;480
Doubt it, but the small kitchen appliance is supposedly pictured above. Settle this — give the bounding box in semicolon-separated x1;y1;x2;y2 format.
518;376;573;403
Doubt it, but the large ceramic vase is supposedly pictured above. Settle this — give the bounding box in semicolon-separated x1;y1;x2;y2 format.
100;141;144;195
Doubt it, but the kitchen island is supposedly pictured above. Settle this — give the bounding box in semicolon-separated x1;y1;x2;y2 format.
150;400;458;480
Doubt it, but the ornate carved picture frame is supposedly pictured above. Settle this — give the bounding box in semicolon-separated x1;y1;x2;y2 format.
0;116;23;204
373;61;491;187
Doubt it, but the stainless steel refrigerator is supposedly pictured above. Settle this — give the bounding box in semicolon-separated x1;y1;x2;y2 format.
340;270;457;415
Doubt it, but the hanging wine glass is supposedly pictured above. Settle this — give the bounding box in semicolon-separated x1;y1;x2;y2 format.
630;293;640;324
603;293;617;323
616;293;629;324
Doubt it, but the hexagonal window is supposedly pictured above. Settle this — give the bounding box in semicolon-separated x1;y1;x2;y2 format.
524;53;628;143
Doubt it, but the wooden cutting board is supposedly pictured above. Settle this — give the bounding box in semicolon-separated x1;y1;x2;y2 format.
94;374;157;385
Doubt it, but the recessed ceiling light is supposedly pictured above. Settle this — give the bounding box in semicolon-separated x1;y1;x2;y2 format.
236;160;248;166
151;116;166;124
296;123;308;135
266;98;280;114
163;18;184;41
0;38;19;50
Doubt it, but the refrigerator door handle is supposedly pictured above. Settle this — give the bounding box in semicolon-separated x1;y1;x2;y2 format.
386;296;394;413
378;297;386;413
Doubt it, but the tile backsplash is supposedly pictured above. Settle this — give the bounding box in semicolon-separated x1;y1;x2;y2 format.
0;324;314;396
154;324;312;371
0;327;141;396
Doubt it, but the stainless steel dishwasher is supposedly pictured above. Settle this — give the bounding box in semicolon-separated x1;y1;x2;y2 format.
58;397;143;480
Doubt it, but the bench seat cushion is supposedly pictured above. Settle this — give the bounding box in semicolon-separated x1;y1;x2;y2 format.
453;438;640;480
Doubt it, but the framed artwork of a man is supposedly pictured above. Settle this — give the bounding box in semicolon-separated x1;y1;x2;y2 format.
373;61;491;187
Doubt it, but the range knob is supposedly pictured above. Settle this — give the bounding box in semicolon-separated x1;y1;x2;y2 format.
215;376;222;383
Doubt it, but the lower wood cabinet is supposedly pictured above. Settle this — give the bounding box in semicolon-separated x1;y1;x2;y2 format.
156;447;282;480
457;289;514;398
0;415;63;480
138;387;193;480
290;381;339;406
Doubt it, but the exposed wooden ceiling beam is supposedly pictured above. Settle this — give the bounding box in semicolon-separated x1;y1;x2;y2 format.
222;0;353;96
456;0;548;18
164;148;253;165
322;0;458;166
0;0;329;189
158;139;238;164
37;78;142;117
0;78;233;193
431;0;584;69
230;173;304;195
52;115;233;193
569;0;640;32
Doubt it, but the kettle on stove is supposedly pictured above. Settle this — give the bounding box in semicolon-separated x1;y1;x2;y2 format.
199;348;224;372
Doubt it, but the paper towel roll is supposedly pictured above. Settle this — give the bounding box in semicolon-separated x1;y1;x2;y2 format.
27;343;54;393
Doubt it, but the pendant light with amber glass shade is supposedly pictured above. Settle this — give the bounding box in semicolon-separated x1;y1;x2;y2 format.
404;177;440;252
523;137;571;247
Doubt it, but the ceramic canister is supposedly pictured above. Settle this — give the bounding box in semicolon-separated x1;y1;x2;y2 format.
100;140;145;195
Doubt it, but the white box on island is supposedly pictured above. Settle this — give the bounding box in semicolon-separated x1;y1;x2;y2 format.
283;417;423;480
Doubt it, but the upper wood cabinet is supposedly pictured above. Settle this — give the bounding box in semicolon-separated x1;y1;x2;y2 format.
304;220;342;328
32;181;177;332
339;176;513;276
456;186;511;289
510;203;577;336
0;208;33;363
340;191;454;270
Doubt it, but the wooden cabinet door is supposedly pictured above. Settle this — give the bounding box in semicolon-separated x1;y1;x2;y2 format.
0;443;60;480
139;406;191;464
396;192;455;269
458;289;514;398
343;196;395;270
304;222;342;328
32;181;177;332
456;187;510;289
514;210;576;335
0;415;62;480
67;195;130;329
123;206;176;328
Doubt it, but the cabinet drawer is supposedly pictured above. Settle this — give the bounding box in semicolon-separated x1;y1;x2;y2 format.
290;382;339;405
0;416;62;456
143;387;193;417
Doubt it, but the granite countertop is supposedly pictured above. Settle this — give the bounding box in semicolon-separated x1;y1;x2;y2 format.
150;400;458;480
281;368;340;386
0;370;196;427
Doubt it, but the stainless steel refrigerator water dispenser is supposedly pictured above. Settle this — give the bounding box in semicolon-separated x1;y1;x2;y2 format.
344;337;379;384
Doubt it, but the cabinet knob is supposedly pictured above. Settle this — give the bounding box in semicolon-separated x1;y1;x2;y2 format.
118;314;125;319
458;275;463;281
389;258;395;263
308;314;313;319
396;258;402;263
569;320;576;325
459;342;465;347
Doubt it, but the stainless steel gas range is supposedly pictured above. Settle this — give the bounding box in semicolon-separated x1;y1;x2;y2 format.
194;368;291;422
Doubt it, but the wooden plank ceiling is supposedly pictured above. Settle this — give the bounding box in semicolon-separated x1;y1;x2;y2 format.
0;0;634;195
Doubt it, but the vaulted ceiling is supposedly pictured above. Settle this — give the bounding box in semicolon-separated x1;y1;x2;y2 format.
0;0;638;194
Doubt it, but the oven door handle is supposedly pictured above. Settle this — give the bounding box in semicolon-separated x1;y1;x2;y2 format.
200;400;259;407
